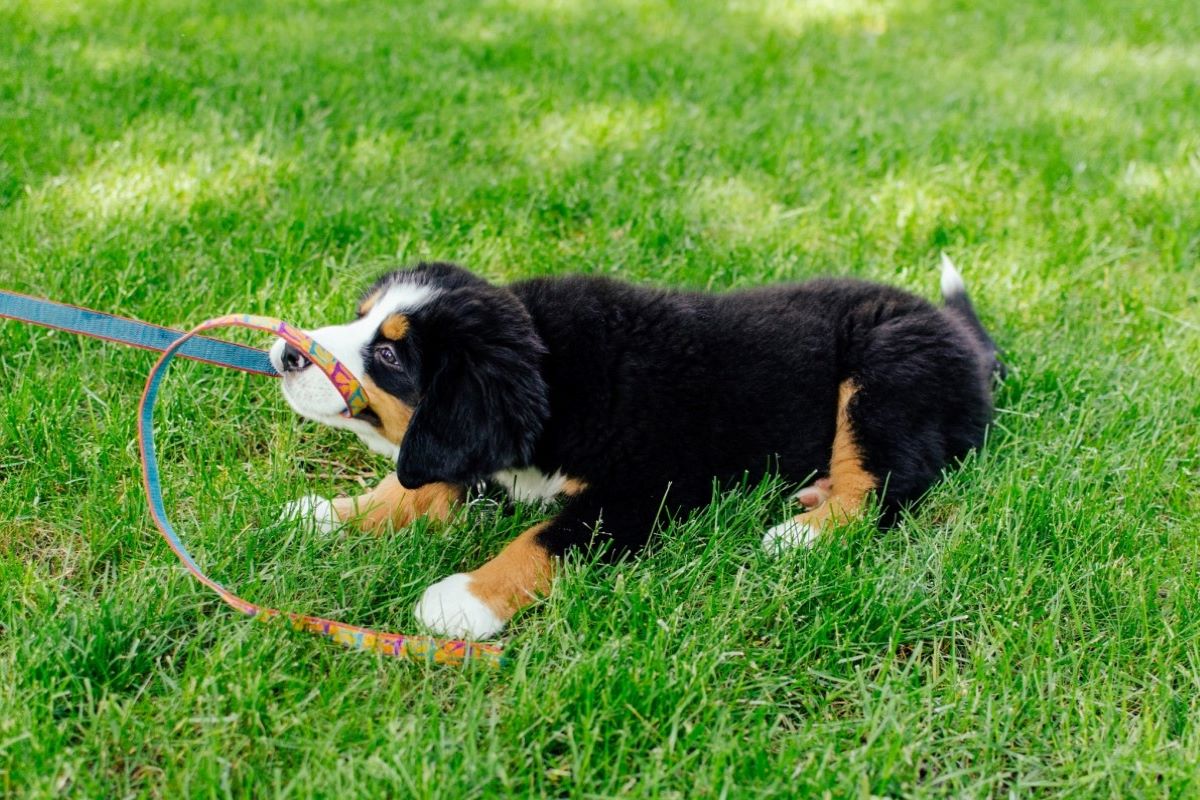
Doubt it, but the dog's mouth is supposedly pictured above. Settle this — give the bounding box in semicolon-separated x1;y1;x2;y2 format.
277;376;343;418
269;334;403;460
355;406;383;427
278;374;385;429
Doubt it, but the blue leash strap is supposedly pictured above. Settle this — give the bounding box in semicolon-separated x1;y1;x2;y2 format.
0;289;278;377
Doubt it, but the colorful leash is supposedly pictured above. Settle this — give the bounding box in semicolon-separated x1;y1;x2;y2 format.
2;290;505;668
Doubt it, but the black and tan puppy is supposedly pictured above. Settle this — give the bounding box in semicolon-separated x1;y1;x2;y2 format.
270;257;1000;638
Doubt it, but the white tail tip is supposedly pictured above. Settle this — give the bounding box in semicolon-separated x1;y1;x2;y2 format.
940;252;966;298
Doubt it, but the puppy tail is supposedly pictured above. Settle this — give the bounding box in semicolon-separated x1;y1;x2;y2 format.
939;253;1006;380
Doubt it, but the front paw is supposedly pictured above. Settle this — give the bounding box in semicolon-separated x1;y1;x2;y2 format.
280;494;340;535
762;518;820;554
414;573;506;639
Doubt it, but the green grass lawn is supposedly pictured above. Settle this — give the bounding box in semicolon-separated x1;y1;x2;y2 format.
2;0;1199;795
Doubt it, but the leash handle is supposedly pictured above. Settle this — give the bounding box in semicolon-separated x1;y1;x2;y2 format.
138;314;505;667
0;289;278;377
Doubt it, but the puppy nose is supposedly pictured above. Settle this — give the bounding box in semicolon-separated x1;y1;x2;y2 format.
280;343;312;373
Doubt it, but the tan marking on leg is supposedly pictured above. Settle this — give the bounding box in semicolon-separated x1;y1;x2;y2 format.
380;313;409;341
561;477;588;496
358;288;383;317
465;522;555;621
331;474;463;534
791;380;877;532
359;375;413;444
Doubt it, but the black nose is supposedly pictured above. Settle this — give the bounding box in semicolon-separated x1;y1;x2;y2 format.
280;343;311;373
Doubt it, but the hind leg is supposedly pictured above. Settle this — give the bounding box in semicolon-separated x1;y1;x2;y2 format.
763;305;993;552
763;381;877;552
792;477;832;509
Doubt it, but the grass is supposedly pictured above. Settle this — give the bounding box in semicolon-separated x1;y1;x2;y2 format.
1;0;1198;795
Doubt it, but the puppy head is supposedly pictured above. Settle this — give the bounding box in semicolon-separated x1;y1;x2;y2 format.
270;263;549;488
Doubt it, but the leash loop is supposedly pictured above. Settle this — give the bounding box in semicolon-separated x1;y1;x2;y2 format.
138;313;504;667
4;291;504;665
136;313;504;667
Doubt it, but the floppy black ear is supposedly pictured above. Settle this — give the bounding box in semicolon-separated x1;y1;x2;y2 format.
394;284;549;489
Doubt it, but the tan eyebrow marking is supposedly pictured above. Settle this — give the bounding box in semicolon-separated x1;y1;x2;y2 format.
380;313;409;341
358;289;383;317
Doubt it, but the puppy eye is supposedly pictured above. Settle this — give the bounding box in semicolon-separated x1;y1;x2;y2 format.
375;344;400;366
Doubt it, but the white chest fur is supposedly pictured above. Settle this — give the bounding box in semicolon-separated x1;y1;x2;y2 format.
490;467;569;504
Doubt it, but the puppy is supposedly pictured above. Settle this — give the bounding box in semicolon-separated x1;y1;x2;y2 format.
270;257;1000;638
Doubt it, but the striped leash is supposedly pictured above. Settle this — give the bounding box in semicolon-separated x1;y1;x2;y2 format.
1;290;505;668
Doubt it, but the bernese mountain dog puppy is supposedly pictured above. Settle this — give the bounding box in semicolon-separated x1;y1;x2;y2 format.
269;257;1000;639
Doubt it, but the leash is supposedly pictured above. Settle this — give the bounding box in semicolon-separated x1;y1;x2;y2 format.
0;289;277;376
1;290;505;668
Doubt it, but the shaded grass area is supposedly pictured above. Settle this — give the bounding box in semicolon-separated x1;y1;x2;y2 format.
1;0;1199;796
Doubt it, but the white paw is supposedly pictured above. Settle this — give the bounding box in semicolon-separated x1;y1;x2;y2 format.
762;519;820;554
280;494;340;535
414;573;505;639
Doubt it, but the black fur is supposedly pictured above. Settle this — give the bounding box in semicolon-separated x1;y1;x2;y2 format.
381;263;998;558
386;272;550;489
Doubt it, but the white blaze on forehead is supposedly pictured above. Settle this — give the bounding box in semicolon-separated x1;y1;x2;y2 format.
270;281;438;458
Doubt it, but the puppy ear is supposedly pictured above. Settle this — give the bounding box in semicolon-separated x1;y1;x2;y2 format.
394;285;549;489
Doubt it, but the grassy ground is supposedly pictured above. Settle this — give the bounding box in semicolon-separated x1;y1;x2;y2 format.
2;0;1198;796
